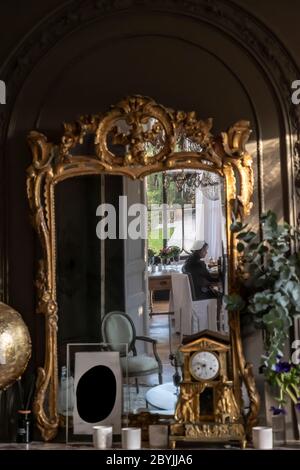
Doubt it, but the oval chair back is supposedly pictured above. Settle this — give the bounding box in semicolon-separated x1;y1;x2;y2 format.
100;311;136;356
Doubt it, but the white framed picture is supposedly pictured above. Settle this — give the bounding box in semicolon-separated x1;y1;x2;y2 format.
73;351;122;434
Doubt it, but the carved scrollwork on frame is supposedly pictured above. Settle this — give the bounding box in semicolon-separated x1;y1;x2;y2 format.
95;95;175;167
26;95;258;441
26;133;59;441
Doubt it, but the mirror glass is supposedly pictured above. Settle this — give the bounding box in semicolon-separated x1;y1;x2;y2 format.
54;167;228;422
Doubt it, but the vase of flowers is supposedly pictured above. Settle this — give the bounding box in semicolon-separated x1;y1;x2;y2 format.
159;247;171;268
167;246;181;263
271;411;286;446
147;248;156;266
267;356;300;445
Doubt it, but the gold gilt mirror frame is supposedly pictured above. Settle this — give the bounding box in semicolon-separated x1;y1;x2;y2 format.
26;95;259;441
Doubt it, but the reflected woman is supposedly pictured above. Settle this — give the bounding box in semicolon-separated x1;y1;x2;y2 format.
183;240;221;301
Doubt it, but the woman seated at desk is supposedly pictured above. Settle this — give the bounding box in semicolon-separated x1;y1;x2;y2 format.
183;240;221;301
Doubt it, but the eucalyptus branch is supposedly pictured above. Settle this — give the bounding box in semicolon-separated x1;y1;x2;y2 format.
225;211;300;373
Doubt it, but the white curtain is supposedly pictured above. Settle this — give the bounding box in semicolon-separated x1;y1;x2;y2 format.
195;186;225;259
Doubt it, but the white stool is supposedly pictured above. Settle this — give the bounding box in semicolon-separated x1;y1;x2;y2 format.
145;382;178;413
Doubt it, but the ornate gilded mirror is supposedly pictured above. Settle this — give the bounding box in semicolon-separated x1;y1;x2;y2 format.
27;95;259;442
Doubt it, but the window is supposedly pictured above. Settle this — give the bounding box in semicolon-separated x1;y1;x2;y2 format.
146;172;197;255
146;170;225;261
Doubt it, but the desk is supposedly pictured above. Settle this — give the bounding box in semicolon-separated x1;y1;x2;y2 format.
148;270;179;352
148;272;173;316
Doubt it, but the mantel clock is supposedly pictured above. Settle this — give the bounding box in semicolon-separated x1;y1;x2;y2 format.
170;330;246;448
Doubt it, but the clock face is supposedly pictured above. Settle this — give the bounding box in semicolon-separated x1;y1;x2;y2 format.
189;351;220;381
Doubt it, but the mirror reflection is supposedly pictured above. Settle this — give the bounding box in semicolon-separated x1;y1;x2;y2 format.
54;167;228;422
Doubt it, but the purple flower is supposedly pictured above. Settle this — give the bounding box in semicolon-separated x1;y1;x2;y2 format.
275;362;291;373
270;406;286;415
296;403;300;412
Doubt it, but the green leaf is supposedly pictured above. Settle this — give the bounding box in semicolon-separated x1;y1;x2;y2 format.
258;244;269;254
237;242;245;253
230;221;244;233
237;231;256;243
248;242;259;250
263;308;280;325
224;294;246;311
291;285;300;304
280;266;292;281
273;293;289;308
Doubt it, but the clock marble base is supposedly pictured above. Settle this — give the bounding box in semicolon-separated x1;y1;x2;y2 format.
169;422;247;449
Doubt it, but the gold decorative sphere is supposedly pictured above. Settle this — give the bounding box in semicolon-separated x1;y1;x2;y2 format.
0;302;31;390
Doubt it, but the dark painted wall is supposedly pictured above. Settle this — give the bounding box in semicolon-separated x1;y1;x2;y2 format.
105;176;125;314
0;0;299;440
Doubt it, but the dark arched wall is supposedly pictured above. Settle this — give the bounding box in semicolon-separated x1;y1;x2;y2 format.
1;0;299;439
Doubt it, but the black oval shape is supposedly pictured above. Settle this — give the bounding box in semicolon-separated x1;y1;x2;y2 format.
76;365;116;422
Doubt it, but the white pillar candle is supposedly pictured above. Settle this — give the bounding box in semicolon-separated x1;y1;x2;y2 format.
252;426;273;449
149;425;169;448
93;425;113;449
121;427;141;450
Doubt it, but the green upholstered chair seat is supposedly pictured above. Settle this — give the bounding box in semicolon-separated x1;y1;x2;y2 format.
120;355;159;375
